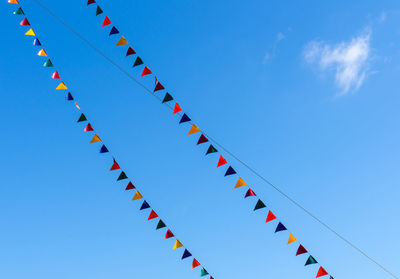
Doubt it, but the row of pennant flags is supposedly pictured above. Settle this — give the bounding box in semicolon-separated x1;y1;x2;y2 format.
8;0;332;278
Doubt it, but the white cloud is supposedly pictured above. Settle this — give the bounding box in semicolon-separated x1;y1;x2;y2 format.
304;31;371;95
263;31;287;64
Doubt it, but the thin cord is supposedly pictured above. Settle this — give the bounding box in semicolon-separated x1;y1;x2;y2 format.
31;1;399;278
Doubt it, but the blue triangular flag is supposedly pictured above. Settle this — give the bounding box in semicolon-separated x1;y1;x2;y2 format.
33;38;41;46
224;166;237;176
140;201;150;210
275;222;287;233
100;145;109;153
109;26;120;36
179;113;191;124
181;249;192;259
66;92;74;101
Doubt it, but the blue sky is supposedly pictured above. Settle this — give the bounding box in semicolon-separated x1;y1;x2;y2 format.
1;0;400;278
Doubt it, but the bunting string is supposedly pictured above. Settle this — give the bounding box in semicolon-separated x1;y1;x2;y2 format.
9;2;214;278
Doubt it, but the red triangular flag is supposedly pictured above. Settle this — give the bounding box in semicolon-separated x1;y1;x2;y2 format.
125;182;135;190
316;267;328;278
141;66;152;77
296;244;308;256
197;134;209;145
244;188;256;198
110;160;120;171
153;82;165;92
217;155;227;168
173;103;182;114
87;0;96;5
84;123;94;132
102;16;111;27
165;229;174;239
265;210;276;223
148;210;159;220
126;46;136;56
51;71;60;79
192;258;200;269
20;18;30;26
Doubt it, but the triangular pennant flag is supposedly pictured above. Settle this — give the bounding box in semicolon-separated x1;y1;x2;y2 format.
182;249;192;259
87;0;96;5
235;177;246;188
188;124;200;135
153;82;165;92
33;38;41;46
206;144;218;155
125;181;135;190
192;259;200;269
37;49;47;56
14;8;24;15
245;188;256;198
8;0;19;3
133;56;144;67
140;201;150;210
275;222;287;233
20;18;30;26
51;71;60;79
197;134;208;145
25;28;35;36
179;113;191;124
95;5;103;16
43;59;53;67
217;155;227;168
148;210;159;220
173;103;182;114
156;219;166;230
75;102;80;110
254;199;266;210
288;233;297;244
99;145;109;153
116;36;128;46
305;255;318;266
56;82;67;90
126;46;136;56
165;229;174;239
109;26;119;36
316;267;328;278
90;134;101;143
117;171;128;181
102;16;111;27
225;166;237;176
173;239;183;249
77;113;87;122
110;159;120;171
84;123;94;132
132;191;143;201
162;92;173;103
266;211;277;223
66;92;74;101
200;268;209;277
296;244;308;256
141;66;152;77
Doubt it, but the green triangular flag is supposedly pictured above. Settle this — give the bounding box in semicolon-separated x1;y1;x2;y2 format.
156;219;166;230
43;59;54;67
162;93;173;103
14;7;24;15
205;144;218;155
117;171;128;181
305;255;318;266
200;268;209;277
95;5;103;16
133;56;144;67
254;199;266;210
77;113;87;122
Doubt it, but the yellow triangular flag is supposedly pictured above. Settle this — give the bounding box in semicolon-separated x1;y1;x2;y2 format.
132;191;143;201
90;134;101;143
116;36;128;46
75;102;81;110
37;49;47;57
188;124;200;135
8;0;19;4
288;233;297;244
25;28;36;36
56;82;67;90
235;177;246;188
173;239;183;249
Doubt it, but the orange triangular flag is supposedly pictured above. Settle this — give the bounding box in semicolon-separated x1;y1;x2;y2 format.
192;258;200;269
37;49;47;57
288;233;297;244
56;82;67;90
115;36;128;46
172;239;183;249
235;177;246;188
90;134;101;143
8;0;19;4
132;191;143;201
188;124;200;135
266;210;277;223
148;210;159;220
